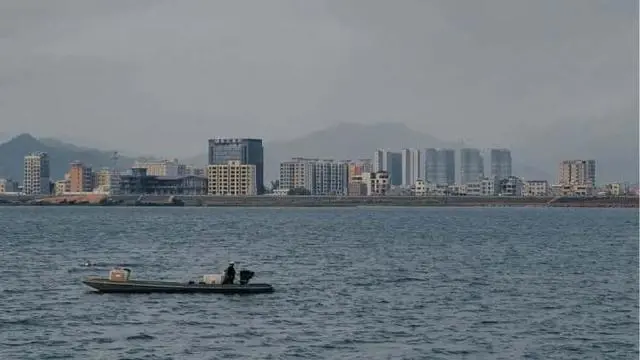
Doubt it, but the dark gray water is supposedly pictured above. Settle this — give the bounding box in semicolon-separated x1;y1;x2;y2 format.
0;207;637;360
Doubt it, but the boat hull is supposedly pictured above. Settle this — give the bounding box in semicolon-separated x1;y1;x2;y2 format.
82;278;274;294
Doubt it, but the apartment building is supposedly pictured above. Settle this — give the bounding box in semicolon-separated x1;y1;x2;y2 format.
373;149;402;186
523;180;550;197
424;148;455;185
23;152;51;195
400;148;421;187
557;160;596;187
460;148;484;185
313;160;349;195
361;171;390;196
490;148;512;180
207;160;257;196
68;161;93;193
279;158;315;193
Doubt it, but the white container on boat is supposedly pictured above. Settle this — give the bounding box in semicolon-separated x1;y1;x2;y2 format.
109;268;131;282
202;274;222;284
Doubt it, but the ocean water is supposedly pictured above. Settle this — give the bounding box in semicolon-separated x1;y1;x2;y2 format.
0;207;637;360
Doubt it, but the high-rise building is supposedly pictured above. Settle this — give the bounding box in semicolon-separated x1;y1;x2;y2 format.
460;148;484;185
208;138;264;194
557;160;596;187
279;158;349;195
207;160;257;196
312;160;349;195
68;161;93;193
279;158;315;193
372;149;402;186
424;148;455;185
23;152;51;195
490;149;512;180
401;148;421;186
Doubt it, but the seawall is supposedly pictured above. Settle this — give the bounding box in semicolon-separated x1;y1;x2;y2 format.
0;194;637;208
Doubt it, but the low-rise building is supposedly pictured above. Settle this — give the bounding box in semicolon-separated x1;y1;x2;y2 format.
523;180;550;197
499;176;524;196
551;183;594;197
348;174;368;196
119;168;208;195
361;171;390;195
54;179;70;195
207;161;257;196
602;183;628;196
0;178;19;193
412;179;427;196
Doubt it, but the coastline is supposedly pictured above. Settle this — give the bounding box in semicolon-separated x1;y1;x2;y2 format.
0;194;637;208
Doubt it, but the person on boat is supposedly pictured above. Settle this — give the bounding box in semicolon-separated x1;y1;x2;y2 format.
223;262;236;285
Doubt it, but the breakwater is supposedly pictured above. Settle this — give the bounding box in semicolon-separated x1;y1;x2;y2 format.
0;194;637;207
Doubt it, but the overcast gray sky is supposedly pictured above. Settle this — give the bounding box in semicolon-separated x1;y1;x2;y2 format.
0;0;637;157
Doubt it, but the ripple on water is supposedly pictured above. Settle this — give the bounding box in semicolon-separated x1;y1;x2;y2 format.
0;207;637;359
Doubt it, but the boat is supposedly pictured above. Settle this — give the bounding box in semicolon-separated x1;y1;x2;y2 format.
82;267;274;294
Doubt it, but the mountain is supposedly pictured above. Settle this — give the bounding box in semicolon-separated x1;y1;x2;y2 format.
183;122;552;182
0;134;138;181
510;110;639;184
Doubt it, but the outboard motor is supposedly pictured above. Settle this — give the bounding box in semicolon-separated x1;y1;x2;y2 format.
239;270;254;285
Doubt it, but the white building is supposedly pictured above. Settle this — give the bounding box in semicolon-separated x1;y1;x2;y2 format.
524;180;550;197
361;171;390;196
207;160;257;196
401;148;421;186
23;152;51;195
465;177;499;196
412;179;427;196
499;176;525;196
279;158;315;194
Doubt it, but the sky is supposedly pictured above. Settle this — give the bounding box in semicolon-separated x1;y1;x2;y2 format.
0;0;637;157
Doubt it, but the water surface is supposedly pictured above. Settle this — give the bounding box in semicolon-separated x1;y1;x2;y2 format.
0;207;637;359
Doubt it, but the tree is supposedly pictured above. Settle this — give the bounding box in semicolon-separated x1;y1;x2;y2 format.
287;187;311;196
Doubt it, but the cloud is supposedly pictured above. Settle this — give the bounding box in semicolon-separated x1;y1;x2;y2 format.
0;0;636;159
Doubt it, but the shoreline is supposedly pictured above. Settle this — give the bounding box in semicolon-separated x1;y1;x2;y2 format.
0;195;637;208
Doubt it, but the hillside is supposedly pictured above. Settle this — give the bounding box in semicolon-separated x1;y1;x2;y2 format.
0;134;137;181
183;122;552;182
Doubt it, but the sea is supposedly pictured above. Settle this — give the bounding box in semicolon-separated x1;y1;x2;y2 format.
0;207;638;360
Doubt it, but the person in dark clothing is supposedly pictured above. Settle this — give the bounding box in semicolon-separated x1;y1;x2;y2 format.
223;262;236;284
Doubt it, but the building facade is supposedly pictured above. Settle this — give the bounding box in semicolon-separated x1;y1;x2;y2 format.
424;148;455;185
279;158;315;193
361;171;390;196
460;148;484;185
68;161;93;193
557;160;596;188
23;152;51;195
490;148;512;180
401;148;421;187
0;178;19;193
132;159;182;177
312;160;349;195
207;160;257;196
119;168;207;195
524;180;550;197
372;149;402;186
499;176;525;196
208;138;264;194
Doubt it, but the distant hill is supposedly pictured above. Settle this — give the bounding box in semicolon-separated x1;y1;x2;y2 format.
183;122;552;182
0;134;138;181
510;109;639;184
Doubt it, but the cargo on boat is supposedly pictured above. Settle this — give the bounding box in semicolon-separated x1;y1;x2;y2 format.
82;267;274;294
